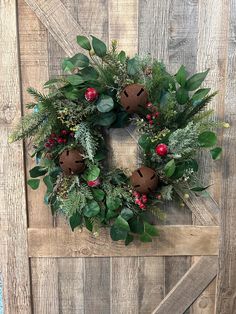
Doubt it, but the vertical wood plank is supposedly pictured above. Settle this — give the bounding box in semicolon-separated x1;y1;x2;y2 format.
216;0;236;312
18;1;60;313
193;0;229;313
0;0;31;312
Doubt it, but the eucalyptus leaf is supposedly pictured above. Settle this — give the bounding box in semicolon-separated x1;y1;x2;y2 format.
106;196;121;211
118;51;126;63
140;233;152;242
27;178;40;190
110;224;128;241
91;36;107;57
43;175;54;194
125;234;134;245
29;166;48;178
96;95;114;113
66;75;84;86
92;188;105;201
86;165;100;181
191;185;211;192
77;35;91;50
127;57;139;76
83;200;100;217
120;208;134;221
144;222;159;236
210;147;222;160
80;66;99;81
115;215;130;232
198;131;217;147
164;159;176;177
95;112;116;127
69;212;82;231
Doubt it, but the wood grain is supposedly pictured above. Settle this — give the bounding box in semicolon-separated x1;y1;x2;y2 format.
0;0;31;313
24;0;84;56
215;0;236;312
28;226;219;257
152;256;218;314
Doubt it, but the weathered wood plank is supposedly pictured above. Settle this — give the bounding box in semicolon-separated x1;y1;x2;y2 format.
18;0;53;228
30;259;60;313
216;0;236;312
24;0;84;56
152;256;218;314
0;0;31;313
28;226;219;257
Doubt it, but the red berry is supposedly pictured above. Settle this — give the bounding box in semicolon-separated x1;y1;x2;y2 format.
146;102;153;108
146;114;152;120
44;143;51;148
84;87;99;102
155;112;160;118
61;130;68;135
50;133;57;138
155;143;168;156
87;178;101;187
139;203;146;209
69;132;75;137
63;138;67;144
48;138;55;144
135;199;142;205
133;191;140;198
57;137;64;144
156;194;162;200
149;120;154;125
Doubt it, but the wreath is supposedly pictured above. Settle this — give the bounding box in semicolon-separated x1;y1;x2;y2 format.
10;35;228;245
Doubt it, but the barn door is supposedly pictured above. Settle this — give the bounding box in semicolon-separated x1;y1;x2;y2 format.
1;0;234;313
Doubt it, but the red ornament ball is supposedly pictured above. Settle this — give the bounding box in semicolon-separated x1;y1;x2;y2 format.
85;87;99;102
155;143;168;156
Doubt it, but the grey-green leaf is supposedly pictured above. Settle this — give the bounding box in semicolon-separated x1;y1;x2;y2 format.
96;95;114;113
27;178;40;190
198;131;217;147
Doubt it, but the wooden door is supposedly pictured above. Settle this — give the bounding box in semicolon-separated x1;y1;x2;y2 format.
0;0;235;313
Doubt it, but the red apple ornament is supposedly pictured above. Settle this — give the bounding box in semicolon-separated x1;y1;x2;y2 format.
155;143;168;156
85;87;99;102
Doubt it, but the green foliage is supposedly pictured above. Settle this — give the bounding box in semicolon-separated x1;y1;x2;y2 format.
210;147;222;160
168;122;200;157
27;179;40;190
10;34;226;245
96;95;114;113
75;123;100;161
77;35;91;50
91;36;107;58
198;131;217;147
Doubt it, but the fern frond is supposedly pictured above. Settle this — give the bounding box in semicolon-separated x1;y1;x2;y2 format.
75;122;99;161
192;109;214;122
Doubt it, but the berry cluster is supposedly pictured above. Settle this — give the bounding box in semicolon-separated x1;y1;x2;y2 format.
146;102;160;125
133;191;148;210
44;130;74;149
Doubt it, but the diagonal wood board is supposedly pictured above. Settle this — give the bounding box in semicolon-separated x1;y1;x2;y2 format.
23;1;221;313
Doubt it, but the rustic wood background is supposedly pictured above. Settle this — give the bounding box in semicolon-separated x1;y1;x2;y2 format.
0;0;235;313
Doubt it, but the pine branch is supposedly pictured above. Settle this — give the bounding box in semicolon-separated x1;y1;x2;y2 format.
9;110;48;142
183;92;217;122
27;87;49;102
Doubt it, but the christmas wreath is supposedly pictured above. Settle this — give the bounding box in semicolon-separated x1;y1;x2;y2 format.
10;35;228;244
